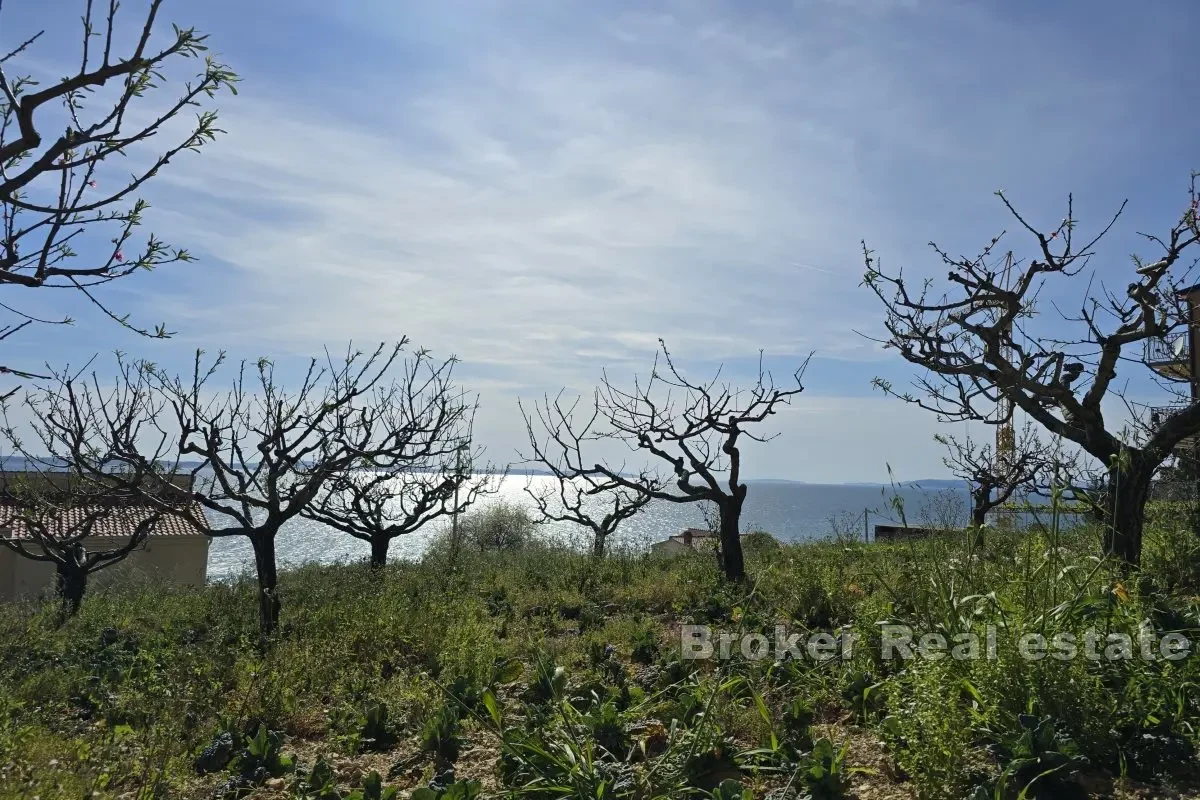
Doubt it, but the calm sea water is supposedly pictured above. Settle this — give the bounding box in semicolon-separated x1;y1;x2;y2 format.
206;476;975;580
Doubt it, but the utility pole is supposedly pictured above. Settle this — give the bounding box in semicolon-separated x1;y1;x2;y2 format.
448;443;468;570
452;444;464;536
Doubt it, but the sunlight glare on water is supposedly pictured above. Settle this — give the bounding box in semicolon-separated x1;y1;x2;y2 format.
206;474;971;580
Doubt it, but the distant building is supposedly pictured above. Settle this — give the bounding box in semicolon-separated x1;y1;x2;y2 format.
651;527;721;556
873;524;938;542
0;472;209;603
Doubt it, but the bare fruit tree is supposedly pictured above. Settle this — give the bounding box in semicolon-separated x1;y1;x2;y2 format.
152;343;457;634
523;473;654;562
308;461;498;569
0;1;235;609
522;340;808;582
0;0;237;392
13;342;456;634
935;422;1064;535
0;357;197;612
520;402;658;562
864;178;1200;566
300;354;498;568
0;487;160;614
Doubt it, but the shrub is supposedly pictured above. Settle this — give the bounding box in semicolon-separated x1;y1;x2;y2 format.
461;502;535;553
740;531;781;558
419;702;463;763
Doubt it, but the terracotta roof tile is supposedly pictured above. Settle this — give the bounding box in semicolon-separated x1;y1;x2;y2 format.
0;500;207;540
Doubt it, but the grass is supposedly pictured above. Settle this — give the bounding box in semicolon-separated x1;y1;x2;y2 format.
1;504;1199;799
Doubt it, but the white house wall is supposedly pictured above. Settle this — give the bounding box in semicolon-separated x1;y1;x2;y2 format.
0;537;211;603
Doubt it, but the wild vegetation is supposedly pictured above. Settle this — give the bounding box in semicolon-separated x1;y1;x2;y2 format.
3;3;1200;799
1;499;1199;800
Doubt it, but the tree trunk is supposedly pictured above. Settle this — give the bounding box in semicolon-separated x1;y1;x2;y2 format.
1103;458;1154;569
718;498;746;582
971;485;990;529
55;562;87;615
578;531;608;592
1190;441;1200;542
369;536;390;569
970;503;988;529
252;534;281;635
969;486;989;547
591;531;606;560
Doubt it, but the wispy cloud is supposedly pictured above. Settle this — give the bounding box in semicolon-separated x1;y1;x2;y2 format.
11;0;1194;480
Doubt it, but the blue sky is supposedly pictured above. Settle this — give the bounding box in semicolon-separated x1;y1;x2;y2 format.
5;0;1200;482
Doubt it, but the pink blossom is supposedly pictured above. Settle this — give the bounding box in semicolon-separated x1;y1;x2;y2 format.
114;250;124;262
87;180;97;188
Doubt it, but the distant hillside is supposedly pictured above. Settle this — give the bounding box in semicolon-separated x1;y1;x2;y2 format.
0;456;209;473
750;478;966;489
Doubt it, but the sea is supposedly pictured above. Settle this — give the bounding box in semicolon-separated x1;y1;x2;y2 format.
206;475;980;580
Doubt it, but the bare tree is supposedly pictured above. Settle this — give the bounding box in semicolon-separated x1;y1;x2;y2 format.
521;394;659;561
916;488;969;534
864;178;1200;567
0;477;160;614
12;342;449;634
147;343;452;634
300;354;498;568
522;340;808;582
523;438;657;563
936;422;1063;533
307;460;498;569
0;0;237;393
0;357;199;612
523;474;653;562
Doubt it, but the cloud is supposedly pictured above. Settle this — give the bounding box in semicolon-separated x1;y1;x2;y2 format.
41;0;1194;481
141;12;911;370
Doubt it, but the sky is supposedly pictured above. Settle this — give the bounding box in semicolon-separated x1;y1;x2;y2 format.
3;0;1199;482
